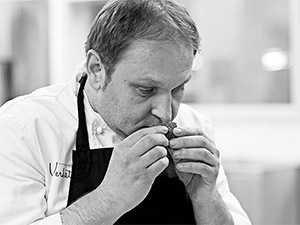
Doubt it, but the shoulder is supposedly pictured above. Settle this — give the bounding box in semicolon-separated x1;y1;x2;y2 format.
0;82;76;124
174;103;215;139
0;81;77;165
0;82;77;149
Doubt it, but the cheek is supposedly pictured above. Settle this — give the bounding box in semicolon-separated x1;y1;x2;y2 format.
124;100;154;127
125;99;151;120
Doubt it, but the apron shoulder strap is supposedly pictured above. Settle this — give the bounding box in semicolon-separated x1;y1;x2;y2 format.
76;74;90;151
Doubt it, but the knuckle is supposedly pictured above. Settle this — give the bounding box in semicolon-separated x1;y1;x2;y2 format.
144;133;168;147
185;162;193;170
144;172;155;183
215;159;220;168
134;127;149;138
199;163;211;175
144;134;156;145
213;166;219;177
197;136;207;147
200;149;211;161
175;138;183;148
195;127;204;135
123;157;131;168
215;148;220;158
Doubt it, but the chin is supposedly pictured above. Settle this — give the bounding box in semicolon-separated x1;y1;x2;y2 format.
118;126;141;138
113;127;128;139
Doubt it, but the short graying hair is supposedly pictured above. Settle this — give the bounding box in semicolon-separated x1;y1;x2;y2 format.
85;0;200;85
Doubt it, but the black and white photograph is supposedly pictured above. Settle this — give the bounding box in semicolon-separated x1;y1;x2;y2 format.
0;0;299;224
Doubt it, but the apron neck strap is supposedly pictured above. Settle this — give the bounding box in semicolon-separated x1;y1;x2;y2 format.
76;74;90;151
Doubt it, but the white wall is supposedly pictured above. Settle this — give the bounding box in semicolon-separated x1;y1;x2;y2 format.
189;104;300;165
184;0;300;165
48;1;105;84
214;116;300;165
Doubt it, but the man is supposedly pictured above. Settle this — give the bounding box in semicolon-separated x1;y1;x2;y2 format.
0;0;251;224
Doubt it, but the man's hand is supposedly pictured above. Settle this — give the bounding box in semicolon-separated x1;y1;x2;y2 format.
61;126;170;225
168;127;234;225
169;127;220;203
99;126;169;215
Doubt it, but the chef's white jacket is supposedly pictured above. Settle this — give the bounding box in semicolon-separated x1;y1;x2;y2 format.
0;70;251;224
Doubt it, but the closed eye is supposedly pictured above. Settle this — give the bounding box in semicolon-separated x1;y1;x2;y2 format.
171;84;185;101
137;87;155;97
172;84;185;93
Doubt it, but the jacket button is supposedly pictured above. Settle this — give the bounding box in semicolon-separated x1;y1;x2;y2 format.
96;127;104;135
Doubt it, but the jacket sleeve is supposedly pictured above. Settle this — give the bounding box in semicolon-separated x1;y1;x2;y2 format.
175;104;252;225
0;114;62;225
216;163;252;224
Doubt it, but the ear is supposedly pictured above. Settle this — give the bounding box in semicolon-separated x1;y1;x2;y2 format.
86;49;105;90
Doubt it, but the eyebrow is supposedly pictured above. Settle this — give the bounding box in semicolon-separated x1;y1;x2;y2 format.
137;73;192;87
137;77;161;86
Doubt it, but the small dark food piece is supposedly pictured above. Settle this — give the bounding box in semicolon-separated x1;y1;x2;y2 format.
161;122;177;167
161;121;177;140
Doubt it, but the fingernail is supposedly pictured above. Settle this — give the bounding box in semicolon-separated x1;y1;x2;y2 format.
161;126;169;133
173;128;182;135
169;139;178;148
176;164;184;170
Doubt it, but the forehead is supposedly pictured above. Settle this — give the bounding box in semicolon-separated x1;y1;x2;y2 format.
123;40;193;66
115;40;194;85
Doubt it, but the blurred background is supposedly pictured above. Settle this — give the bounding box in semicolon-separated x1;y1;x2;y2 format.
0;0;300;224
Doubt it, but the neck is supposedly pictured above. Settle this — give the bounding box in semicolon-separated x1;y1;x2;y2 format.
84;82;126;140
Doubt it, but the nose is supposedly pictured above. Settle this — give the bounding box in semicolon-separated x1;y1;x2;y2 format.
151;94;173;123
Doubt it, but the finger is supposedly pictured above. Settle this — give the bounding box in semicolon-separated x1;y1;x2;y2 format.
172;148;218;167
124;126;169;146
147;156;169;178
134;133;169;156
176;162;219;186
173;127;215;145
140;146;168;168
170;136;220;158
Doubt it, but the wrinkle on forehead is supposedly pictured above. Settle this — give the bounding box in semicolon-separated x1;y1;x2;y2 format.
121;40;193;76
122;40;193;65
137;69;192;86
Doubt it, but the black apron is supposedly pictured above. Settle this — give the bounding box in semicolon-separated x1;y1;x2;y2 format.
67;75;196;224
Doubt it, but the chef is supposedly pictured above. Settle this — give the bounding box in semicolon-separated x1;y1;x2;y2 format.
0;0;251;224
